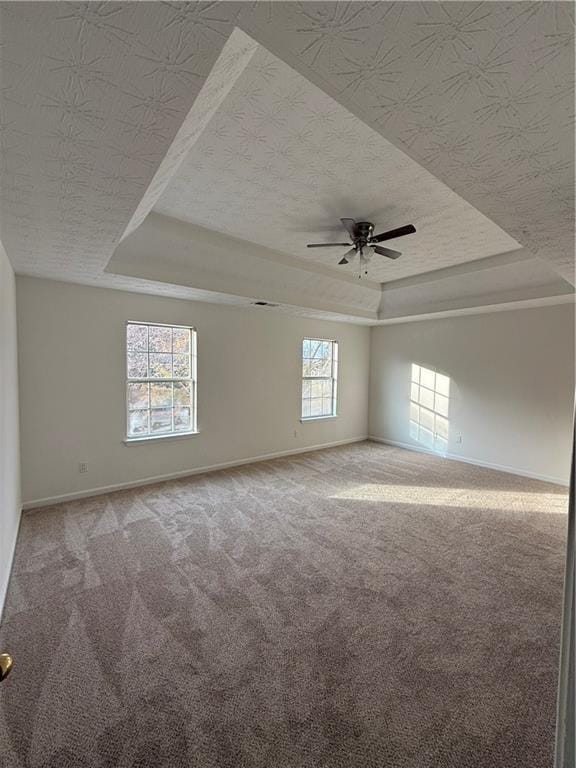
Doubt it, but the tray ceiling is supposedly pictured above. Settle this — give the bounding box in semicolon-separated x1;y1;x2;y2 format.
0;2;573;322
155;43;521;282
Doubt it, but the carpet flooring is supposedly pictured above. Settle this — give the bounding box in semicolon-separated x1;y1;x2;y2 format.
0;441;568;768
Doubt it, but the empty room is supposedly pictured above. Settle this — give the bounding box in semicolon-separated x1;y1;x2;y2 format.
0;2;574;767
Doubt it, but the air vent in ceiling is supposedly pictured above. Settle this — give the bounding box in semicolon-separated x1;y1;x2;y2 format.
253;301;278;307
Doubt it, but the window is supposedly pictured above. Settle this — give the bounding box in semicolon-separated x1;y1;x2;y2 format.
301;338;338;420
409;363;450;454
126;322;197;440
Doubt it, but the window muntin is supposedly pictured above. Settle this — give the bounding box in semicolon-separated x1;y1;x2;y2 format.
301;338;338;419
409;363;450;454
126;322;197;439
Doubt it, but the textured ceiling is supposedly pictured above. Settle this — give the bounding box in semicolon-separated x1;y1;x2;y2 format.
155;44;521;282
245;1;575;284
0;2;573;320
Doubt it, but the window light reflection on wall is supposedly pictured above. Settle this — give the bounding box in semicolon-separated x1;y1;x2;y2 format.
410;364;450;455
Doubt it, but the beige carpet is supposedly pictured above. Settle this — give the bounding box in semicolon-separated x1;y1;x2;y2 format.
0;441;568;768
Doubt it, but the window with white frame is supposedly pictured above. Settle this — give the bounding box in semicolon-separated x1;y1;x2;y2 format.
126;322;197;439
301;338;338;420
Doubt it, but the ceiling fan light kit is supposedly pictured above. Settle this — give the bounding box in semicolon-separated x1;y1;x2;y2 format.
307;218;416;277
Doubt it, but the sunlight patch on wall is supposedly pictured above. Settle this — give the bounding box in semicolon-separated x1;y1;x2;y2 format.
410;364;450;454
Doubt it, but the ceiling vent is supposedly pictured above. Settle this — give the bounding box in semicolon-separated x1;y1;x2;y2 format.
252;301;278;307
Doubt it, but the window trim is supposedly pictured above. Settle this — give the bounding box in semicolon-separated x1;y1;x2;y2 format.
300;337;339;422
125;320;198;443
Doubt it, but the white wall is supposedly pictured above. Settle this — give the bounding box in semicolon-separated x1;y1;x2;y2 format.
369;304;575;485
17;277;370;505
0;242;21;616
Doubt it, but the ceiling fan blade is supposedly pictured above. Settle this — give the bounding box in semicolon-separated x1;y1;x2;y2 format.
370;224;416;244
338;247;357;265
307;242;351;248
340;218;357;238
373;245;402;260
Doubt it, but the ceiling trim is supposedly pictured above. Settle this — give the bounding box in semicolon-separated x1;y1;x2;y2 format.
108;211;381;320
380;248;533;291
375;293;575;326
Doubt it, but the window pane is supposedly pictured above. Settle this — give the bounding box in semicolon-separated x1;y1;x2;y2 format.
128;409;149;437
410;401;419;422
150;408;172;434
310;398;323;416
173;354;190;379
172;327;190;354
127;324;148;351
309;340;323;359
128;383;149;410
126;324;194;438
150;382;172;408
173;381;191;406
302;338;337;419
149;353;172;378
174;407;191;432
127;353;148;379
149;326;172;352
410;382;419;403
311;380;323;398
309;359;331;377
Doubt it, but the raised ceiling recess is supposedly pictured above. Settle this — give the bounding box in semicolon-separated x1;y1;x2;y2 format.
0;3;573;323
154;43;522;283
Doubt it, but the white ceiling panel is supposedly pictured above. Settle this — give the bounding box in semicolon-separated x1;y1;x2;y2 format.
0;2;573;322
155;43;521;282
241;1;575;283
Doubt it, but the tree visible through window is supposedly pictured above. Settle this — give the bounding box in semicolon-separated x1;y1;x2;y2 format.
301;338;338;419
126;322;197;439
410;364;450;454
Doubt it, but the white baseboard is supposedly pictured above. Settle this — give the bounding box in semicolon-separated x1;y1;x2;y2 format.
23;436;368;510
368;435;568;487
0;505;22;623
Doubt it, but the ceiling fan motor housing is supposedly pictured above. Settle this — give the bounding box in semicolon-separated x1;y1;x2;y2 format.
306;218;414;265
354;221;374;248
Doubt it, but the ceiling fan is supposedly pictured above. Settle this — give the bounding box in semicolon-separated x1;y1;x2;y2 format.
307;219;416;270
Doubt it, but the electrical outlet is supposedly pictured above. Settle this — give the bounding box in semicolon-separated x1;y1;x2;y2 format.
78;462;88;474
455;435;462;445
293;430;298;438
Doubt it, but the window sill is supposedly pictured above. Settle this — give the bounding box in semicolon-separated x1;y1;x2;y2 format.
300;415;338;423
124;431;199;445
